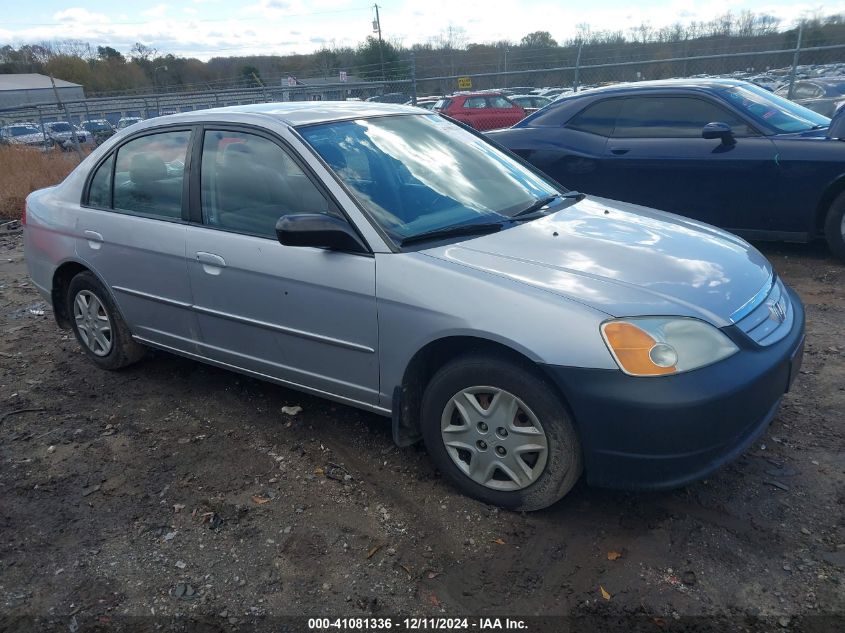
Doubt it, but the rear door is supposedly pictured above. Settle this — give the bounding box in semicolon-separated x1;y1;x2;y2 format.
454;96;489;129
184;127;380;406
77;127;199;351
485;95;525;129
601;94;778;231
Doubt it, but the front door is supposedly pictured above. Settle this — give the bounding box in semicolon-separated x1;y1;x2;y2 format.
601;95;778;231
185;128;379;407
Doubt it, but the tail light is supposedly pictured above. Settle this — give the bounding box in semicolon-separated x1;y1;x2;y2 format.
21;201;27;226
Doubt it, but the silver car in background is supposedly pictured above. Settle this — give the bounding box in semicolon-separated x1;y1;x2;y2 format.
23;103;805;510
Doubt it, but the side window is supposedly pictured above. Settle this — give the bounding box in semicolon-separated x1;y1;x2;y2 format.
200;130;334;238
87;154;114;208
566;99;622;137
613;97;750;138
488;96;513;108
793;84;822;99
463;97;487;109
113;130;190;219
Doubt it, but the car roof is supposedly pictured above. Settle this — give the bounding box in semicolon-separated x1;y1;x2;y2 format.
801;76;845;85
445;91;506;98
561;78;751;99
144;101;426;127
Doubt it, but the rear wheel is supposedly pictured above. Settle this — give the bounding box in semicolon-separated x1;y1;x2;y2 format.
824;191;845;262
421;354;582;511
66;271;146;370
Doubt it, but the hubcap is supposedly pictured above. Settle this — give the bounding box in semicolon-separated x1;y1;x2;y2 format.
73;290;112;357
440;387;549;491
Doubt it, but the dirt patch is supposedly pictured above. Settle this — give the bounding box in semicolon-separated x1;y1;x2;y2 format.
0;232;843;629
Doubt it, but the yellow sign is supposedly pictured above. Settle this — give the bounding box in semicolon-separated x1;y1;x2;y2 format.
457;77;472;90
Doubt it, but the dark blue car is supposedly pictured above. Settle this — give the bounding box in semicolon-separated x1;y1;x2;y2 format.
488;79;845;260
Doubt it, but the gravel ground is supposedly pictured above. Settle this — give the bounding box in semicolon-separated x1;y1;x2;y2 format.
0;231;843;632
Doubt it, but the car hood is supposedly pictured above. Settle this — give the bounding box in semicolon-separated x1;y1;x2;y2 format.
421;196;773;326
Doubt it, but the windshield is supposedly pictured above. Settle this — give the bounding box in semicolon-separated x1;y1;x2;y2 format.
85;121;110;131
718;85;830;133
299;114;559;242
10;126;39;136
49;123;73;132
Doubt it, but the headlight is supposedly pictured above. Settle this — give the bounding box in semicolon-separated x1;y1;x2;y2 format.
600;317;739;377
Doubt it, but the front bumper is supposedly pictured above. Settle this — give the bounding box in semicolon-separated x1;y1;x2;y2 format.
543;286;805;491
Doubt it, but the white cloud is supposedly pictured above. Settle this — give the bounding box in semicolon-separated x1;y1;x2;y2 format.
6;0;844;62
142;4;169;18
52;8;111;24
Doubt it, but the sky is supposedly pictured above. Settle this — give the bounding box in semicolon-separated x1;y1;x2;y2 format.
1;0;843;60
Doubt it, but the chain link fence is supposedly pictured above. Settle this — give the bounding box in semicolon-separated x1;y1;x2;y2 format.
0;36;845;150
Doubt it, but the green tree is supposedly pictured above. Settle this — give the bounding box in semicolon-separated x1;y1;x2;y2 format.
356;36;403;80
97;46;125;63
240;64;263;86
520;31;558;48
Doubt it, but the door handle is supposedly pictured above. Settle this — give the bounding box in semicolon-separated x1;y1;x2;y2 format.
610;148;630;155
83;230;103;250
196;252;226;275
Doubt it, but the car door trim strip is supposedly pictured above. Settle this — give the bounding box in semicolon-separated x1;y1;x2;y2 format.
191;304;376;353
113;285;374;353
112;285;193;309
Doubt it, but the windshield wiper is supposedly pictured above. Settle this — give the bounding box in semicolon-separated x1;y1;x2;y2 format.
512;191;585;219
399;222;504;246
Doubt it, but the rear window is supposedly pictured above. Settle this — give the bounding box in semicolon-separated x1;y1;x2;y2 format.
488;96;513;108
463;97;487;109
566;99;622;136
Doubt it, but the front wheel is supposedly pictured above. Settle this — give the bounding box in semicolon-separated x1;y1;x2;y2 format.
66;271;146;370
824;191;845;262
421;354;583;511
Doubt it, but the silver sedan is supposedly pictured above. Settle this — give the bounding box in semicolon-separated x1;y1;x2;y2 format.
24;102;805;510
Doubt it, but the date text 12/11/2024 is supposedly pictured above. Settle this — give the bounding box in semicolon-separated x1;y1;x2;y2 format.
307;618;529;630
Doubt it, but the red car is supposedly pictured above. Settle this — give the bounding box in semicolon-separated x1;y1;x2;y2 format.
434;92;526;131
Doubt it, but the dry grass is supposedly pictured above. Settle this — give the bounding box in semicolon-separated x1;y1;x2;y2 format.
0;146;82;221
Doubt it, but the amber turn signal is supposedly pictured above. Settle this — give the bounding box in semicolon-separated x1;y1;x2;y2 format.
601;321;677;376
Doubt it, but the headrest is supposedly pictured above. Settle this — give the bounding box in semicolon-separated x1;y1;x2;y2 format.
827;107;845;140
222;142;252;164
129;153;167;184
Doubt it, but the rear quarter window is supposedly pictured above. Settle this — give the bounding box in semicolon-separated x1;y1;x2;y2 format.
566;99;622;136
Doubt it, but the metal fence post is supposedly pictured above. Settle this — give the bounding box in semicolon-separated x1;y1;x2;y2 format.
573;40;584;92
35;107;49;150
787;21;805;100
411;51;417;106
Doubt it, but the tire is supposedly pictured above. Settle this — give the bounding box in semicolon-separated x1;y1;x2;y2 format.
66;271;146;370
421;354;583;511
824;191;845;262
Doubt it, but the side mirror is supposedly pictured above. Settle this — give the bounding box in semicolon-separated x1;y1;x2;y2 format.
702;122;736;145
275;213;368;254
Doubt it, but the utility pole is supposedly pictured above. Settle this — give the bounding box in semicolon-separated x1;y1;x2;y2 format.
787;21;804;100
373;4;386;83
573;39;584;92
49;74;83;161
503;47;509;88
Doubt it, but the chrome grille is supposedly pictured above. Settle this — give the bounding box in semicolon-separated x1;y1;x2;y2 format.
734;277;793;346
